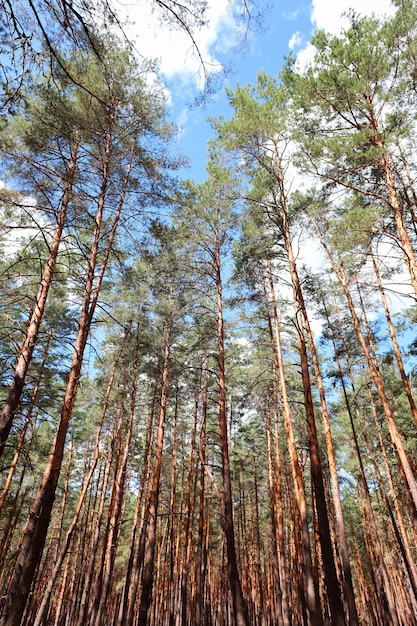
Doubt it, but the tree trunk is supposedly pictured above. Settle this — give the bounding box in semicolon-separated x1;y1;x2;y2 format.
137;294;173;625
180;388;198;626
313;219;417;523
195;357;209;626
214;229;249;626
265;262;322;626
0;330;51;518
0;108;125;626
76;446;114;626
370;244;417;427
0;134;79;456
367;105;417;300
330;312;400;626
122;371;160;626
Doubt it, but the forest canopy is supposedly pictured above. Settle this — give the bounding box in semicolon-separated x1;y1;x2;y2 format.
1;1;417;626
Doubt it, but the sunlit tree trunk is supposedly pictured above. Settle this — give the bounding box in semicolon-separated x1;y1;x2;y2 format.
137;293;173;625
266;262;322;626
329;310;400;626
77;444;114;626
214;228;249;626
368;105;417;299
279;191;346;626
122;373;160;626
0;111;135;626
180;388;198;625
370;245;417;427
263;397;287;626
34;333;126;625
195;358;209;626
313;219;417;522
0;134;79;457
365;388;417;607
0;330;51;518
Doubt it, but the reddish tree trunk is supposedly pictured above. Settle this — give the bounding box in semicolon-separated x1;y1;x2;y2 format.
137;294;173;625
214;229;249;626
0;135;79;456
265;262;322;626
0;107;127;626
313;220;417;522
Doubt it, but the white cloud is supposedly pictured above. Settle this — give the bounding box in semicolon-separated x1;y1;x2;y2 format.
310;0;395;34
294;41;316;71
288;31;302;50
117;0;235;88
283;9;300;20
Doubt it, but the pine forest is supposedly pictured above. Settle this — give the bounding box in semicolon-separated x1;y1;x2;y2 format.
2;1;417;624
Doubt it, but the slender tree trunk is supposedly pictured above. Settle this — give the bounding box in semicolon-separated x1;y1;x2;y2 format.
330;313;400;626
279;191;346;626
0;482;30;583
33;335;126;626
0;330;51;518
92;391;134;625
180;387;198;626
304;293;358;625
357;478;394;626
263;398;286;626
271;380;293;626
76;444;114;626
137;293;173;625
265;262;322;626
313;219;417;521
0;108;127;626
365;388;417;607
314;296;360;626
52;530;74;626
263;284;291;626
367;106;417;299
195;357;209;626
370;244;417;426
214;229;249;626
122;372;160;626
91;333;138;626
396;150;417;237
0;134;79;456
167;391;179;626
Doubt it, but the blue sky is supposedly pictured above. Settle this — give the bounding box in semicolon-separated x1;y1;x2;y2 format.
121;0;395;182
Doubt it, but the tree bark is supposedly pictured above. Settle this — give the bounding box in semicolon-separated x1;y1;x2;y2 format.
270;149;346;626
265;262;322;626
214;228;249;626
137;293;173;625
0;133;79;457
370;244;417;427
0;106;123;626
313;219;417;523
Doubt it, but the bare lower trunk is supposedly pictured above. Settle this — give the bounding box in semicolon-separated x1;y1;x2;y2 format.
195;358;209;626
0;332;51;518
314;295;359;625
137;295;173;625
122;374;160;626
214;230;249;626
333;315;400;626
280;189;346;626
265;263;322;626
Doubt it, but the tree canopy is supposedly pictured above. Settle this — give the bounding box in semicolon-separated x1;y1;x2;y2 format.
2;2;417;626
